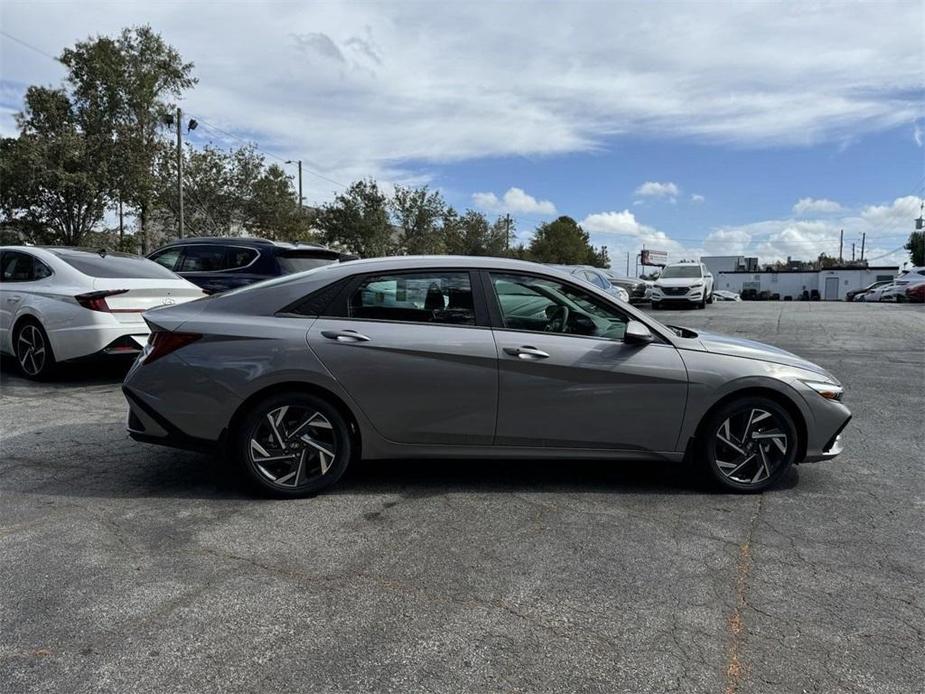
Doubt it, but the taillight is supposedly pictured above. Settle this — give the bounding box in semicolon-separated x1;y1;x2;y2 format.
75;289;129;312
140;331;201;364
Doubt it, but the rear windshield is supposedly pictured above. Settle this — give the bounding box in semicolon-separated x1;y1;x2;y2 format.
277;253;339;274
660;265;702;279
50;250;180;279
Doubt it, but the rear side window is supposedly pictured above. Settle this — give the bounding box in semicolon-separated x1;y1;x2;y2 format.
179;245;228;272
277;252;338;274
227;247;259;269
347;272;475;325
49;250;178;279
1;251;43;282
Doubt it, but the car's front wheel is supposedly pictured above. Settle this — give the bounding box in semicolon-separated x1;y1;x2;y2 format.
234;392;353;498
700;396;798;492
14;320;56;380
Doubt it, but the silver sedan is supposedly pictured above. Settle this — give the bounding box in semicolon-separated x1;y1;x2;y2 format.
123;256;851;498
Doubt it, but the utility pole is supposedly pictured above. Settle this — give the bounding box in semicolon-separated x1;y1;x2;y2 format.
176;107;184;239
851;242;855;262
626;252;630;276
286;160;303;209
860;232;866;261
838;229;844;262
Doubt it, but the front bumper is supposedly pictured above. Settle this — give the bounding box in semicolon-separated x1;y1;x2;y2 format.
801;410;852;463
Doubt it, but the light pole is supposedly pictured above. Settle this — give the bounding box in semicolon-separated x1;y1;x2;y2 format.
286;159;303;210
167;108;197;238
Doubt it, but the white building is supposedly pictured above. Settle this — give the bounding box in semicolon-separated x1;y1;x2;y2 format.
712;266;899;301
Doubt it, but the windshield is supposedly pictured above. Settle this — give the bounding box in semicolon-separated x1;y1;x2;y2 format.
660;265;702;279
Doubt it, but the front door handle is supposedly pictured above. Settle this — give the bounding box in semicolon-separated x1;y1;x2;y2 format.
321;329;371;343
8;295;22;303
503;345;550;359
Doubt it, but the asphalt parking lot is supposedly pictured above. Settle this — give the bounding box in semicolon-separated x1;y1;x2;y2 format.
1;301;923;693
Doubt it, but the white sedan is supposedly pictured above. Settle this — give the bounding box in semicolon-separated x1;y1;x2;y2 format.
0;246;205;378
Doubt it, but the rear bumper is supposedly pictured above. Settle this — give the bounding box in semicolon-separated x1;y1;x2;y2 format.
123;386;218;453
50;321;149;362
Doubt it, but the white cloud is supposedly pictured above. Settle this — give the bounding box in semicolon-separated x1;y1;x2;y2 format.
634;181;680;199
690;193;705;204
704;195;921;267
793;197;843;215
915;121;923;147
472;187;556;215
0;2;921;202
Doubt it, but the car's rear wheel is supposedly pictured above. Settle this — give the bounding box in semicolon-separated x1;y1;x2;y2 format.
700;397;798;492
14;320;56;380
235;392;353;498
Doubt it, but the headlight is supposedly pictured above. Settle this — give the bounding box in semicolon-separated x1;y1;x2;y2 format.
802;380;844;401
691;281;703;288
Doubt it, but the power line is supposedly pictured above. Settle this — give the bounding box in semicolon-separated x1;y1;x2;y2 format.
0;30;64;64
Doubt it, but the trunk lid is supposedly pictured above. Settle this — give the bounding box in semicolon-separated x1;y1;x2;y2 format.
91;278;206;324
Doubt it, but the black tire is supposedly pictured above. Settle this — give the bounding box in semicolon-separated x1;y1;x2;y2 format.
707;292;714;304
699;396;798;493
13;319;56;380
697;298;706;309
234;392;353;498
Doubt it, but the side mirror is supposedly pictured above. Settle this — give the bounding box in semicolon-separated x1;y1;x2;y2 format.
625;320;654;345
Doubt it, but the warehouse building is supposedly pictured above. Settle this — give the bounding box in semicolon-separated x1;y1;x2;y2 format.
708;264;898;301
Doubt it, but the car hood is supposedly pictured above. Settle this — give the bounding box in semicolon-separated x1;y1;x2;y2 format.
657;278;701;288
692;329;836;380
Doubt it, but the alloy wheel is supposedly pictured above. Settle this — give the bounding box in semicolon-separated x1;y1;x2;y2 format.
17;324;47;377
248;405;338;489
714;408;788;486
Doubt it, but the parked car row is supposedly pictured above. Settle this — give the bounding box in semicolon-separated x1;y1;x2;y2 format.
0;237;351;377
848;268;925;303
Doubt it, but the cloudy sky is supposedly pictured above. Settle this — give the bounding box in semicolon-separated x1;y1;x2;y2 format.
2;1;923;268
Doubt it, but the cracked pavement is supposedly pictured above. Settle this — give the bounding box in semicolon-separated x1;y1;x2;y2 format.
1;301;923;693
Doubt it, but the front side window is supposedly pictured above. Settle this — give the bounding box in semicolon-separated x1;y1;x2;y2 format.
348;271;475;325
179;245;228;272
490;272;627;340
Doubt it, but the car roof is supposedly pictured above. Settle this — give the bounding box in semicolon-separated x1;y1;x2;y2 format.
320;255;567;275
157;236;331;251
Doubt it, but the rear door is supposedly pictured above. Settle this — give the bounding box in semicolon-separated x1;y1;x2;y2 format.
306;269;498;445
486;270;689;452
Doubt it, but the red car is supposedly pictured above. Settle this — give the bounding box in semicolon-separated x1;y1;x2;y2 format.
906;283;925;303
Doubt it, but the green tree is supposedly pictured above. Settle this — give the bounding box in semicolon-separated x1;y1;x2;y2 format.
905;230;924;266
61;26;196;251
443;209;511;256
527;216;597;264
391;185;446;254
316;179;393;257
0;87;110;245
247;164;314;242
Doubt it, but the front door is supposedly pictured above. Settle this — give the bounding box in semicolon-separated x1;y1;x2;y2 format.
487;271;688;452
307;269;498;445
824;276;839;301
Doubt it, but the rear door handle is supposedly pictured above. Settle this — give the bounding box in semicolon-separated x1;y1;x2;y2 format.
7;295;22;303
321;329;371;343
503;345;550;359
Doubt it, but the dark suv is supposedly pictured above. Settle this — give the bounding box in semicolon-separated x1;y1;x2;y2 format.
147;237;352;294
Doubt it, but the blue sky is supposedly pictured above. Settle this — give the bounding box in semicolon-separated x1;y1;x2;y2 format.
1;1;923;267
